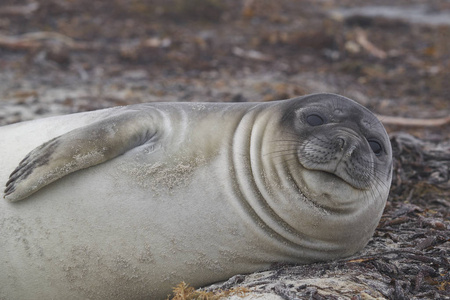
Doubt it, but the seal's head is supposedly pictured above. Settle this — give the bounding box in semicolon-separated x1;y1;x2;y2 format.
263;93;392;259
279;93;392;213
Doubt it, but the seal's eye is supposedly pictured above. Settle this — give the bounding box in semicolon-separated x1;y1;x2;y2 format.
306;114;325;126
368;140;383;156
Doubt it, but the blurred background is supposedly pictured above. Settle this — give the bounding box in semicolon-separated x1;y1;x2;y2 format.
0;0;449;138
1;1;449;298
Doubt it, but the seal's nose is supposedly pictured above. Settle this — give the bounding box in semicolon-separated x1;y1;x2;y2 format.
336;137;345;151
334;134;359;159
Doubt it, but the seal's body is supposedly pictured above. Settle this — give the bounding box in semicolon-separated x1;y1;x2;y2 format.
0;94;392;299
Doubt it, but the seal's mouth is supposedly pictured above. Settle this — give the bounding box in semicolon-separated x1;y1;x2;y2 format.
299;168;365;211
315;169;364;190
297;154;370;191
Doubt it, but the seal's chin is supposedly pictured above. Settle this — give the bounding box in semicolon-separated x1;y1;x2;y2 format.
299;168;364;211
298;157;369;190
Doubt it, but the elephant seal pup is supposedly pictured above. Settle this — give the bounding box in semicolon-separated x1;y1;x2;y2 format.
0;93;392;299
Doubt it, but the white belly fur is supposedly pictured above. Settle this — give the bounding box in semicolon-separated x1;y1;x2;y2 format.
0;112;277;299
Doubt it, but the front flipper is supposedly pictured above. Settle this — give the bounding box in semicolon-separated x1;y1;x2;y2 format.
4;110;160;202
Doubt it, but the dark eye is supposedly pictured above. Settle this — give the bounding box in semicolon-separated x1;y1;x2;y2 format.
306;114;325;126
368;140;383;156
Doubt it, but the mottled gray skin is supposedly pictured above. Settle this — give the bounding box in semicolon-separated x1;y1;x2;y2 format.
0;94;392;299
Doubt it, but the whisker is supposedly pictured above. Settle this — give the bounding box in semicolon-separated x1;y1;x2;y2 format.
268;140;302;143
263;150;297;158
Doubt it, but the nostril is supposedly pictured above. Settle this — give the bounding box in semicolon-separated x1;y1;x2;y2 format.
345;145;357;157
336;137;345;150
335;137;358;157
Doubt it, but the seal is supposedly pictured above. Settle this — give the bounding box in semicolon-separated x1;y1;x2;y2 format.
0;93;392;299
